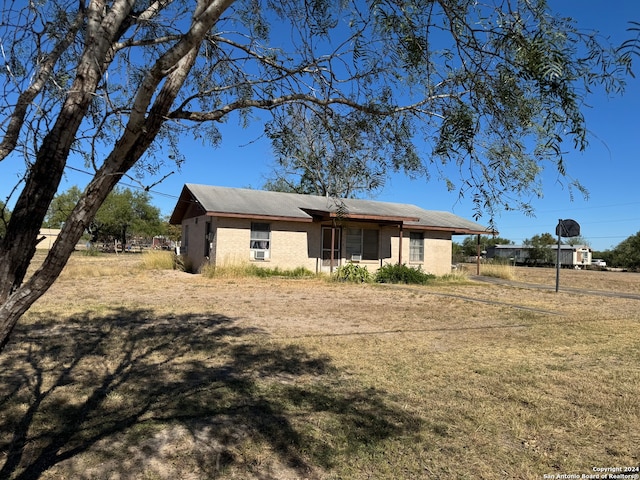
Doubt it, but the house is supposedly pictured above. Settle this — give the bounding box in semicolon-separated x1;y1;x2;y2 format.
486;244;592;267
169;184;494;275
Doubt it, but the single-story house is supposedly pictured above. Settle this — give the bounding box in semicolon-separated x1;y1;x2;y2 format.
169;184;495;275
486;244;592;267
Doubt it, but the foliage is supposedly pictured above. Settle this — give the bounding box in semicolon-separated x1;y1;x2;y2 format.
0;0;635;351
93;188;162;247
43;186;83;229
264;106;394;198
374;264;435;285
564;235;590;247
458;235;514;257
160;221;182;243
608;231;640;270
523;233;557;265
333;263;373;283
45;186;163;247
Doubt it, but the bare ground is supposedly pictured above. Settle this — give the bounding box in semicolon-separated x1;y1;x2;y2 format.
1;254;638;479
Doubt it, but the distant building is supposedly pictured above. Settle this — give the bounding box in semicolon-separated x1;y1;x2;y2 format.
36;228;87;251
487;244;592;267
36;228;61;250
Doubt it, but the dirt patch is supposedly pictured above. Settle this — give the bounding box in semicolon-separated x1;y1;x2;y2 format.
2;253;637;479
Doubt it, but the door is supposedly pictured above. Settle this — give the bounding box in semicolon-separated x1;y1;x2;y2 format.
321;226;341;272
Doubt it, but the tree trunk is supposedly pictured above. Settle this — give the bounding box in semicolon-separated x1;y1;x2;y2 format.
0;0;232;352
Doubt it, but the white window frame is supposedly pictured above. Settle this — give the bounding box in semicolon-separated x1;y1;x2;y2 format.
250;222;271;260
409;232;424;262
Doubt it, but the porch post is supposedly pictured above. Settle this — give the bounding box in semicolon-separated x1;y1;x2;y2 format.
398;224;403;265
330;223;336;274
476;234;481;275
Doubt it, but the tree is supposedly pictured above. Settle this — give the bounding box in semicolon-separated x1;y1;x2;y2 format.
43;186;83;229
92;188;162;249
564;235;590;247
609;231;640;270
263;105;400;198
0;0;633;351
523;233;556;265
459;235;513;257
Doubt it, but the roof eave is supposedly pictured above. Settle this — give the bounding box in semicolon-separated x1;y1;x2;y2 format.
206;211;313;223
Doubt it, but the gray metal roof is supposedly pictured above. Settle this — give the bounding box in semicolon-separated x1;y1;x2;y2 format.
172;184;494;234
491;244;590;250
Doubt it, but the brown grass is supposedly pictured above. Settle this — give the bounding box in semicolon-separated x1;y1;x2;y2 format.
1;253;638;479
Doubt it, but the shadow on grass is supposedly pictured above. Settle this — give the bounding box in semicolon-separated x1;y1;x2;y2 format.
0;308;422;479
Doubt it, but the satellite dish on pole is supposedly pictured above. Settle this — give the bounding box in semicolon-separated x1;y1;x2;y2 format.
555;219;581;292
556;219;580;238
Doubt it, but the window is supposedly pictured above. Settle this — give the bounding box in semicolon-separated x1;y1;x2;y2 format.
250;222;270;259
346;228;379;261
409;232;424;262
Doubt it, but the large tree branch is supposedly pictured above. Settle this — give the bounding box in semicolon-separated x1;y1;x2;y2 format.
169;92;452;123
0;6;86;162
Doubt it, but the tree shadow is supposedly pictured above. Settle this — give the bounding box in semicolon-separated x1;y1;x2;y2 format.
0;308;422;479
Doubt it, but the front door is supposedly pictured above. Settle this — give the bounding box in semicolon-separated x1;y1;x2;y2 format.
321;226;341;272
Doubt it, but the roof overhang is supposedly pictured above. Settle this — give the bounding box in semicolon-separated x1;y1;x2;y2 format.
205;211;313;223
300;208;419;224
407;225;498;236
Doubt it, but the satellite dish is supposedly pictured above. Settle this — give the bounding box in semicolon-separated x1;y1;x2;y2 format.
556;219;580;238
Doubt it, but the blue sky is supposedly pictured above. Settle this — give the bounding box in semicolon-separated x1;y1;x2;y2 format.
2;1;639;252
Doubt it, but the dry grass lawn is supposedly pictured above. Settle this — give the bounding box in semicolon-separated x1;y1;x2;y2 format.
1;253;638;479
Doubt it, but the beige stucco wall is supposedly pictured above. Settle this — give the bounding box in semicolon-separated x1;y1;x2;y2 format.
182;215;455;275
391;229;453;276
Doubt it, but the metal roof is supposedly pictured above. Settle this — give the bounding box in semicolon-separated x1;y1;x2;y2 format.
491;244;590;250
170;184;494;235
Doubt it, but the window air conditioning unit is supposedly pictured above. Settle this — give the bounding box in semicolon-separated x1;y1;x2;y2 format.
254;250;266;261
351;254;362;262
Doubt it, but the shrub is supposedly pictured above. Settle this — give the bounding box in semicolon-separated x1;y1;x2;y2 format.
333;263;372;283
374;263;435;285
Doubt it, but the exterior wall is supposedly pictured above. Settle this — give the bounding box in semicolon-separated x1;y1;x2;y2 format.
37;228;61;250
182;216;456;275
181;215;208;269
36;228;86;250
392;229;453;276
185;217;321;272
423;234;453;275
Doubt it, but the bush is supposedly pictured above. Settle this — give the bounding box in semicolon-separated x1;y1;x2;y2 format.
374;263;435;285
333;263;372;283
